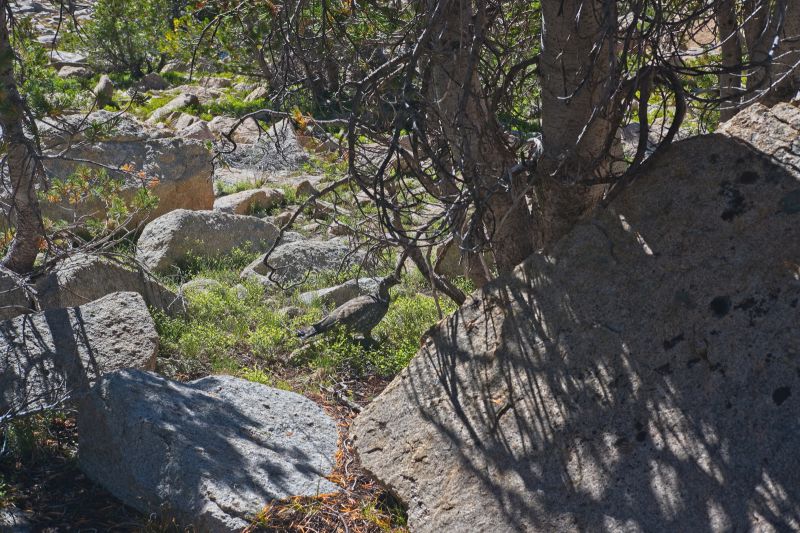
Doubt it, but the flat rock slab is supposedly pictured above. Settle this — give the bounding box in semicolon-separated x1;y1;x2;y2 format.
79;370;339;532
353;104;800;532
0;292;157;415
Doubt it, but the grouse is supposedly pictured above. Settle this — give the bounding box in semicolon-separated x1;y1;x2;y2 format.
297;274;400;341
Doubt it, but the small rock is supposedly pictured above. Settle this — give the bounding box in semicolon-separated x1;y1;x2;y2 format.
213;188;285;215
48;50;87;67
200;76;232;89
57;65;92;79
178;120;215;141
173;112;198;131
160;60;188;74
273;209;294;227
140;72;169;91
148;93;200;124
298;277;381;307
208;115;262;144
245;86;268;102
180;277;224;297
78;370;339;532
296;179;319;198
93;75;115;108
280;306;304;318
313;199;335;219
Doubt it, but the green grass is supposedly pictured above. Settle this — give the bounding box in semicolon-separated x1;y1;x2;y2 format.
153;246;467;387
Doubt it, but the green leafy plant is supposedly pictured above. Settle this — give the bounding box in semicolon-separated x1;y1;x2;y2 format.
83;0;174;77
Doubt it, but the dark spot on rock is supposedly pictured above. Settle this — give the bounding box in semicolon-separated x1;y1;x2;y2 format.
737;170;760;184
710;362;724;374
735;157;745;164
655;362;672;376
673;290;696;309
614;437;629;448
636;431;647;442
725;401;732;409
634;420;643;431
719;182;748;220
686;357;701;369
791;299;798;308
780;190;800;214
709;153;719;164
662;333;685;351
772;386;791;406
710;296;731;317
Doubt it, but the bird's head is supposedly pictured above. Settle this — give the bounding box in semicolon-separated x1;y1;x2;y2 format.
378;273;401;297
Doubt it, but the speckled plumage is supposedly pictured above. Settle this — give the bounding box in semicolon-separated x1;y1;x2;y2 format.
298;275;399;340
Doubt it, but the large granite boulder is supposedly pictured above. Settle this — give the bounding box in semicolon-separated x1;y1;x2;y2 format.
79;370;339;532
137;209;280;273
353;104;800;532
39;112;214;224
241;239;363;287
1;292;158;415
35;254;183;316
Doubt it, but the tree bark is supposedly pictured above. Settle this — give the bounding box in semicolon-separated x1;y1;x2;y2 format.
425;0;536;274
536;0;617;249
718;0;743;121
0;1;45;274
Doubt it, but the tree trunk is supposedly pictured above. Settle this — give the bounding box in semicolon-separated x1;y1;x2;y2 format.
744;0;798;105
536;0;617;249
718;0;743;121
0;1;45;274
425;0;536;274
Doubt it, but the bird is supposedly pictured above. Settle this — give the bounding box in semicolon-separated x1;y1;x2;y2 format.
297;274;400;342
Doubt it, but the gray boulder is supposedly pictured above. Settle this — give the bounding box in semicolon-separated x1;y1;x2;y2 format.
79;370;339;532
48;50;87;68
213;188;285;215
0;270;32;321
40;112;214;223
1;292;157;415
141;72;170;91
148;93;200;124
57;65;92;79
35;254;182;316
241;239;363;286
93;75;115;108
207;115;263;144
178;120;215;141
199;76;232;89
298;277;381;307
137;209;280;273
180;277;224;298
353;104;800;532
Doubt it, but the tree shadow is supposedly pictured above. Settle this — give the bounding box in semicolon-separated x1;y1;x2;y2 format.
78;370;339;530
369;133;800;531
